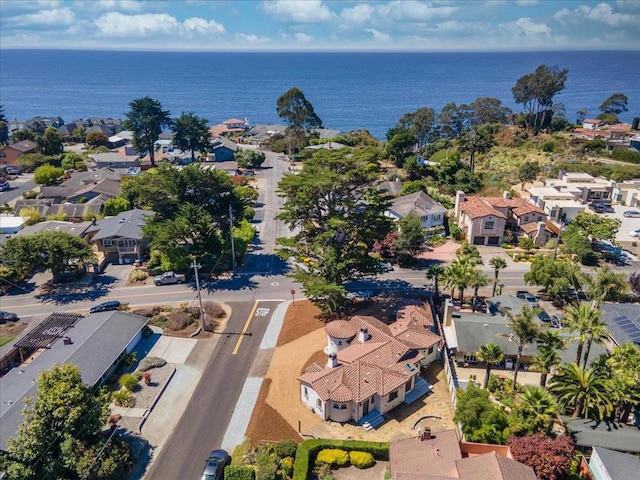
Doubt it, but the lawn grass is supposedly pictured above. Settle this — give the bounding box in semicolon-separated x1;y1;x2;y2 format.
0;336;15;347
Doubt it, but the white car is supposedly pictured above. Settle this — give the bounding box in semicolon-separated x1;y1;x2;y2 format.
623;210;640;218
629;229;640;238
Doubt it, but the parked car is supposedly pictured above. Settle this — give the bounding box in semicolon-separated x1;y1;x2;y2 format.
516;291;539;308
589;202;614;213
201;449;231;480
623;210;640;218
379;262;394;272
4;166;21;175
629;229;640;238
0;311;19;324
551;314;564;328
89;300;121;313
346;290;373;301
537;310;551;323
154;271;186;286
243;169;255;176
0;181;10;192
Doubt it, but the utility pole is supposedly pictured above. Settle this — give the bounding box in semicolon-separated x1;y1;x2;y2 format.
553;223;563;260
191;258;205;332
229;205;236;273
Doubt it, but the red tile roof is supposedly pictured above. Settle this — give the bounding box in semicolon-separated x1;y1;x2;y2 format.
458;197;506;220
325;320;357;339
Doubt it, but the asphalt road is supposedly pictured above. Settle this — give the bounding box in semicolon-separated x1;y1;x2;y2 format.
0;173;35;205
145;300;280;479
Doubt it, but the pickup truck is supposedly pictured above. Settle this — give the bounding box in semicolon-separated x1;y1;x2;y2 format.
154;272;186;286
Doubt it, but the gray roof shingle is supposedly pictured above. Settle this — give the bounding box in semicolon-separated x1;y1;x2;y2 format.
86;208;153;241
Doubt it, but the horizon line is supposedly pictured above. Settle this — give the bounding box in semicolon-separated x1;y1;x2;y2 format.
1;46;637;54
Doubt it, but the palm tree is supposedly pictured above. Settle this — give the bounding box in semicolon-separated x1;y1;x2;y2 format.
488;256;507;296
476;343;504;388
518;385;560;434
529;347;561;387
445;256;477;303
469;269;490;305
581;318;613;368
606;343;640;422
426;264;445;299
581;265;629;306
549;362;612;420
563;302;601;365
499;305;540;388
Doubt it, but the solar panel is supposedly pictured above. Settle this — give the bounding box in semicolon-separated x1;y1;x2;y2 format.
606;313;640;345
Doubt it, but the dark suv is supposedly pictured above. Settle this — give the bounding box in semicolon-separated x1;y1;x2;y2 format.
89;300;121;313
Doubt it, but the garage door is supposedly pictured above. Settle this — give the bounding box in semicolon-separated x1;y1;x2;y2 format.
473;236;484;245
487;236;500;246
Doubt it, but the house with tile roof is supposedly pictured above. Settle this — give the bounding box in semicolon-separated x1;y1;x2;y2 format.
209;136;238;162
386;191;447;230
389;429;537;480
454;191;552;246
298;305;441;426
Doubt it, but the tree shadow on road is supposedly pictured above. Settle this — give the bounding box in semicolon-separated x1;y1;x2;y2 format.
35;276;118;305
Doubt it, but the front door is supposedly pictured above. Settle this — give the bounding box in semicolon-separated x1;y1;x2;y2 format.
363;398;370;416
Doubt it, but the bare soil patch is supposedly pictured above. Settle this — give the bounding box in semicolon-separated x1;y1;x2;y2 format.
0;322;28;346
245;378;301;446
276;300;325;347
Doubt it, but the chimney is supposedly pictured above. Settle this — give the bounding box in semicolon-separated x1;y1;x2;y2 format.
421;427;432;441
326;352;338;369
63;336;73;345
358;327;370;343
502;190;511;199
535;221;546;245
454;191;466;219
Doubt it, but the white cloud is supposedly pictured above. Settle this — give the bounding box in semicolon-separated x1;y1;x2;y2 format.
365;28;392;42
338;3;374;26
378;0;458;22
553;2;637;27
183;17;226;35
294;32;312;42
92;0;146;11
11;7;75;26
94;12;181;37
261;0;334;23
513;17;552;35
515;0;539;5
234;32;270;44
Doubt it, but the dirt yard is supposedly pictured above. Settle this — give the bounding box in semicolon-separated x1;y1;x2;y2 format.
0;322;28;348
244;300;456;446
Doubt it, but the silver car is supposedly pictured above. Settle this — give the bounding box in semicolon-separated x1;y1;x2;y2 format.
623;210;640;218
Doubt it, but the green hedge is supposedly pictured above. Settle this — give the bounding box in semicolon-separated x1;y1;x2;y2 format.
293;439;389;480
316;449;349;467
225;465;256;480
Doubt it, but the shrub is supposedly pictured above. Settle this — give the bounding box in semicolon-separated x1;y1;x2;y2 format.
119;373;138;391
316;449;349;467
130;269;148;283
185;306;201;317
293;439;389;479
137;356;167;372
122;351;137;367
133;309;155;318
274;439;298;460
202;301;226;319
112;389;135;407
349;451;375;469
167;310;191;330
225;465;256;480
282;456;294;478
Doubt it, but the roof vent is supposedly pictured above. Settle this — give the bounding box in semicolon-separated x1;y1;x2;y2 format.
483;323;489;328
119;218;125;223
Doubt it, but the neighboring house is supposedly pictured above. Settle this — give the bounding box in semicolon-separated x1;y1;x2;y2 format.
455;191;551;246
0;140;38;166
612;178;640;208
57;121;84;138
377;179;404;197
87;152;140;171
209;136;238;162
16;220;92;239
0;216;25;242
84;209;154;266
600;303;640;347
209;118;249;137
586;446;640;480
0;311;148;450
27;116;64;129
441;297;606;372
37;168;122;204
544;171;614;204
630;134;640;152
583;118;605;130
387;191;447;230
86;124;114;137
244;124;287;146
14;198;104;221
563;416;640;454
306;141;348;150
298;309;441;426
389;429;537;480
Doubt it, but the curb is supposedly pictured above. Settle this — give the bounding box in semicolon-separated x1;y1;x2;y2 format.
137;363;176;433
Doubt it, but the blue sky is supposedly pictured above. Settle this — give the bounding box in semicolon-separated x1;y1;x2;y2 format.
1;0;639;51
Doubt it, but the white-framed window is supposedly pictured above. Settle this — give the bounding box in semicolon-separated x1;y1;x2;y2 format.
389;390;398;402
316;399;322;409
428;346;434;355
102;239;113;247
304;387;308;398
524;215;529;221
340;404;347;410
484;220;494;230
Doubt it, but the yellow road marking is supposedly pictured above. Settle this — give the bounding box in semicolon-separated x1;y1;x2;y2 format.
233;301;259;355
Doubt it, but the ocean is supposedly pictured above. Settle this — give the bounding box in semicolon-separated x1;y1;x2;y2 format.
1;50;638;139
